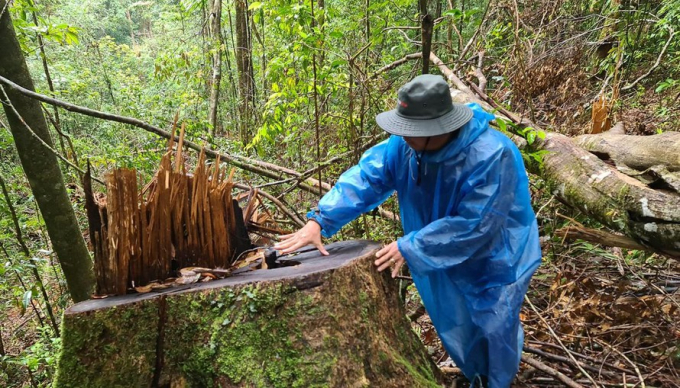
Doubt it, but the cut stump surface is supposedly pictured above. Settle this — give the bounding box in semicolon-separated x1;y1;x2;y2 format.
55;240;442;388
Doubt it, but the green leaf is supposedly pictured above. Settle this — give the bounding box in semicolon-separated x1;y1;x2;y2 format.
22;290;33;313
496;117;507;132
526;131;536;145
443;9;462;18
248;2;263;11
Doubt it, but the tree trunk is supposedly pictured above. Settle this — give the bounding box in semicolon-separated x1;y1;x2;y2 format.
54;240;442;388
575;131;680;192
235;0;255;144
0;0;95;302
536;133;680;255
208;0;223;137
420;0;433;74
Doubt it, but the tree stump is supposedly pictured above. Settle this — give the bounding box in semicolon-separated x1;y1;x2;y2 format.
54;240;442;388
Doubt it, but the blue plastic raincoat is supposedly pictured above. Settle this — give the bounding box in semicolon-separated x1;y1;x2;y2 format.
308;103;542;387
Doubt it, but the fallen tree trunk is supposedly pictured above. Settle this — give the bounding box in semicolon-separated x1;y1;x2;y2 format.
54;240;442;388
575;131;680;193
536;133;680;256
429;53;680;256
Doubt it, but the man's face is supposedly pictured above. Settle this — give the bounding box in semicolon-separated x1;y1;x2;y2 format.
403;132;453;152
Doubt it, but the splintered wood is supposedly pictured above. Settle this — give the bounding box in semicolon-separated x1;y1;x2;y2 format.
85;149;240;296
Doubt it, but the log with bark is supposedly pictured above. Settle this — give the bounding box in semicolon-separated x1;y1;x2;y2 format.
54;240;442;388
430;52;680;256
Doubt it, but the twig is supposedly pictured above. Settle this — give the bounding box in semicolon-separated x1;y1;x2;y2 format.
458;0;492;61
524;346;619;378
594;340;645;388
622;27;676;92
234;183;305;228
527;340;635;375
521;355;584;388
525;296;600;387
370;53;422;79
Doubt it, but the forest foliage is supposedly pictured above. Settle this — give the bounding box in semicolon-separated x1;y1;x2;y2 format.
1;0;679;386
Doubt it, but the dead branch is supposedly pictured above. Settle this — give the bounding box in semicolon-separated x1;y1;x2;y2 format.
523;346;620;378
370;53;422;79
525;296;600;387
234;183;305;228
521;355;584;388
622;27;676;92
595;340;646;388
473;51;487;90
555;225;650;252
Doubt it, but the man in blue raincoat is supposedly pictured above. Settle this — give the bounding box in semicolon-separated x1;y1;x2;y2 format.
274;74;542;387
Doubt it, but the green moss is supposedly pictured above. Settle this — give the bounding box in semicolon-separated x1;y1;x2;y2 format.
54;300;159;388
394;354;440;388
164;282;336;388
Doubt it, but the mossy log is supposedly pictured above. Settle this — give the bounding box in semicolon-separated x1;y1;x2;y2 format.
535;133;680;256
54;240;442;388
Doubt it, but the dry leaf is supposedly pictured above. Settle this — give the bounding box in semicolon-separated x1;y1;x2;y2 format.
134;285;153;293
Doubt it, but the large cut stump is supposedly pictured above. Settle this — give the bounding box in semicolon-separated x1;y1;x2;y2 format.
54;240;442;388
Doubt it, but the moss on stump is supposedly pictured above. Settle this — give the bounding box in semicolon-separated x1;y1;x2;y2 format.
55;240;442;388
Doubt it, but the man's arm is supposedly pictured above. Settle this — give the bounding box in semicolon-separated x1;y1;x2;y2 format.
275;139;396;253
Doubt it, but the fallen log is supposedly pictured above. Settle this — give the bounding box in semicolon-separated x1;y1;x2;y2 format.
429;52;680;256
575;131;680;193
54;240;442;388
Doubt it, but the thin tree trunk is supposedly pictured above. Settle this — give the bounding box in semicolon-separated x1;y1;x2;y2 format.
0;0;95;302
235;0;254;144
420;0;433;74
208;0;223;137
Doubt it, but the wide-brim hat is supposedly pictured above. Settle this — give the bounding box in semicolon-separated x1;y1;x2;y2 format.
376;74;473;137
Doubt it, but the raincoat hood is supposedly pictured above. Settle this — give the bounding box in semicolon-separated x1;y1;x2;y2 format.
308;103;542;387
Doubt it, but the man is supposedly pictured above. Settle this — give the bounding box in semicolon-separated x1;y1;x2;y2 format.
274;74;541;387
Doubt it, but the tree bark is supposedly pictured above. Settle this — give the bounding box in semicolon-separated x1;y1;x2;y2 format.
235;0;255;144
535;133;680;255
54;240;442;388
0;0;95;302
208;0;223;137
420;0;433;74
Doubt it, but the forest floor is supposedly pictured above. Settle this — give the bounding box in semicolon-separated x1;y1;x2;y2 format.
408;238;680;387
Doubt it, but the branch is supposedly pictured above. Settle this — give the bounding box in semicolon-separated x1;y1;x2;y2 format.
525;296;600;387
234;183;305;228
0;75;328;191
370;53;422;79
521;355;584;388
622;27;676;92
473;51;487;90
523;346;619;378
555;224;650;251
458;0;492;60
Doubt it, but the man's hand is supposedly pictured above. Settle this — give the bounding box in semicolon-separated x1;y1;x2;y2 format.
274;221;329;256
374;241;406;278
